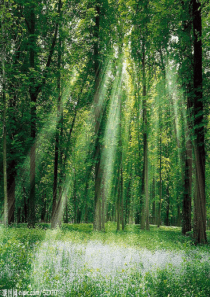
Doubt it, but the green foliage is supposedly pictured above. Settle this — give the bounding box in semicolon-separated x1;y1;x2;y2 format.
0;0;210;244
0;224;210;296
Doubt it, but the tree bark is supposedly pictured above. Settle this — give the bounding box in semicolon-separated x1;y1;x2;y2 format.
51;0;62;228
179;6;193;235
192;0;207;244
2;0;8;227
101;175;105;231
93;2;102;231
41;194;46;222
117;167;120;231
141;43;149;230
165;183;170;226
28;6;36;228
157;136;162;227
182;128;192;234
3;77;8;227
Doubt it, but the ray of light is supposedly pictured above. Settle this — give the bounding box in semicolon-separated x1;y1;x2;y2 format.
51;56;115;224
15;69;79;206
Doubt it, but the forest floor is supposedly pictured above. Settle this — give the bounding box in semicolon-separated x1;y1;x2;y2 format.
0;223;210;297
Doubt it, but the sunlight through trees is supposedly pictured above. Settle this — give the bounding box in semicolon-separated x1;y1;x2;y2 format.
1;0;210;244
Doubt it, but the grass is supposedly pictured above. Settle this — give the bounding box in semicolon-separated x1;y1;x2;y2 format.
0;222;210;296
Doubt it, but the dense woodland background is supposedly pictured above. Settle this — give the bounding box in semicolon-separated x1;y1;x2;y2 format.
1;0;210;244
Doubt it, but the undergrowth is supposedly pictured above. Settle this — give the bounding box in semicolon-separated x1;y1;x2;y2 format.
0;222;210;296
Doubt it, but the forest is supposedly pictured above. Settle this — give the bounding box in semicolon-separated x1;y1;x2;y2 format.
1;0;210;241
1;0;210;295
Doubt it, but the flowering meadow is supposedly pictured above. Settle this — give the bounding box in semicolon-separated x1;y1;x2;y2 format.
0;223;210;296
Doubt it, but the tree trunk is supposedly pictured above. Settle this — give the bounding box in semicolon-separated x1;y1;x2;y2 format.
93;2;102;231
3;76;8;227
192;0;207;244
51;0;62;228
119;90;124;231
41;194;46;222
121;165;124;230
23;187;28;223
165;183;170;226
180;8;193;235
73;170;77;223
152;178;156;224
145;132;149;230
182;129;192;234
157;136;162;227
65;202;68;224
141;43;149;230
117;169;120;231
51;115;59;225
2;0;8;227
7;98;17;224
61;105;77;223
8;178;15;223
28;6;36;228
101;176;105;231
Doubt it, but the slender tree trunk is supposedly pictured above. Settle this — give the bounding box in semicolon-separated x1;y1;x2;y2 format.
152;201;155;225
182;129;192;234
99;198;101;228
117;168;120;231
2;0;8;228
125;177;131;225
141;43;149;230
51;96;60;223
140;170;145;228
41;194;46;222
51;122;59;225
158;136;162;227
94;2;102;231
7;102;17;224
152;178;156;224
101;176;105;231
121;165;124;230
8;178;15;223
3;75;8;227
94;148;102;230
28;7;36;228
84;180;89;224
192;0;207;244
145;133;149;230
119;91;124;231
165;183;170;226
117;76;124;231
135;79;141;225
51;0;62;228
73;170;77;223
23;187;28;222
65;202;68;223
57;105;64;226
51;52;61;227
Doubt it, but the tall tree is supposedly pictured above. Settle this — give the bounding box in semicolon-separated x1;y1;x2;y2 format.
51;0;62;229
141;39;149;230
93;0;102;231
1;0;8;226
176;0;193;235
25;1;59;227
192;0;207;244
27;4;36;228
